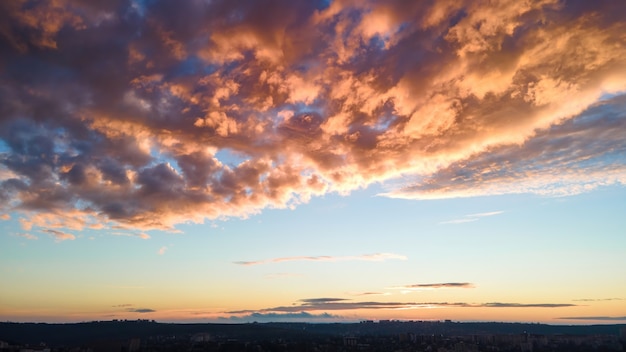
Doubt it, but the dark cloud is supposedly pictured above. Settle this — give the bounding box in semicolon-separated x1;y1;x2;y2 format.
126;308;156;313
219;311;341;323
300;298;349;304
1;0;625;232
227;298;576;314
572;298;623;302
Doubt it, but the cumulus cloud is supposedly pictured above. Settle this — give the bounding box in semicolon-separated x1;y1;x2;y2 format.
234;253;407;266
227;298;575;314
1;0;625;232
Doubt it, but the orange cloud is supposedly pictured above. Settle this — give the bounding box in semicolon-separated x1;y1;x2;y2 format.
0;1;625;233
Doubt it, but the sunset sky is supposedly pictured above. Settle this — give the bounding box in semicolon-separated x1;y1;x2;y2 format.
1;0;625;324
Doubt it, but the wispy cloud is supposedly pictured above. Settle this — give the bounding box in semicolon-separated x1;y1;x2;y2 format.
42;229;75;242
440;211;503;224
126;308;156;313
0;1;624;232
349;292;391;297
111;232;151;240
482;303;575;308
467;211;504;218
389;282;475;291
234;253;407;266
219;312;343;323
387;97;626;201
157;246;167;255
572;298;624;302
300;298;350;304
16;232;38;240
227;298;576;314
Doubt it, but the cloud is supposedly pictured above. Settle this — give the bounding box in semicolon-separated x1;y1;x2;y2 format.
466;211;504;218
234;253;407;266
387;96;626;200
111;231;151;240
16;232;38;240
1;1;625;232
558;316;626;321
157;246;167;255
389;282;475;291
572;298;623;302
350;292;391;297
227;298;575;314
482;303;575;308
219;311;342;323
42;229;75;241
440;211;504;224
300;298;350;304
126;308;156;313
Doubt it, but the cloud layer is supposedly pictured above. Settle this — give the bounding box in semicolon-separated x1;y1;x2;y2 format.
389;282;475;291
234;253;407;266
227;297;576;314
1;0;625;232
219;311;341;323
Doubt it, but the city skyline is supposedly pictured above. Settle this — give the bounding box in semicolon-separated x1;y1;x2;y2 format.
1;0;625;324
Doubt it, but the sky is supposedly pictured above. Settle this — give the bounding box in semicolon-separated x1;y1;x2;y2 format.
0;0;625;325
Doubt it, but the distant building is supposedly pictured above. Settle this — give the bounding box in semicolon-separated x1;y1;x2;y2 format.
191;333;212;342
128;338;141;352
343;336;357;346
